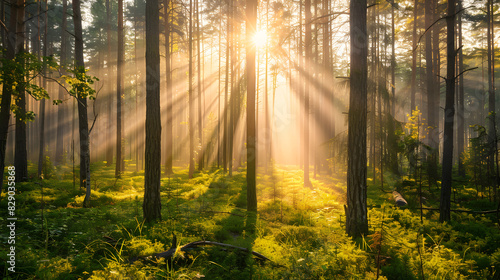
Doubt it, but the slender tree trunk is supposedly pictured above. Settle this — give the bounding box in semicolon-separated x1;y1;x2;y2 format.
487;0;497;189
37;1;46;178
440;0;456;223
246;0;257;212
116;0;124;177
411;0;418;114
188;0;195;178
303;0;311;187
14;0;26;182
457;0;465;176
105;0;114;166
143;0;162;222
56;0;68;165
223;2;230;173
346;0;368;237
73;0;92;207
164;0;173;174
196;0;203;171
425;0;438;180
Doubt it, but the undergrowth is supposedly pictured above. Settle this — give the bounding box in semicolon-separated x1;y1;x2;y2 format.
0;161;499;279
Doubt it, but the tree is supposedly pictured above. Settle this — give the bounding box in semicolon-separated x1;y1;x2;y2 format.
346;0;368;237
164;0;173;175
246;0;257;212
14;0;27;182
303;0;311;187
37;0;48;178
188;0;195;178
143;0;162;222
0;0;24;195
73;0;92;207
55;0;68;165
440;0;456;223
116;0;124;177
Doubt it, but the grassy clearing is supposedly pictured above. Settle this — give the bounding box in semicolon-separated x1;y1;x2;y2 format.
0;161;499;279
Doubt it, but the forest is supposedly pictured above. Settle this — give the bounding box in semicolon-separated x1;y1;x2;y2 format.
1;0;500;278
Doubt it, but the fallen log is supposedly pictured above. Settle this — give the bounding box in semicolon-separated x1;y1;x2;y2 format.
392;191;408;207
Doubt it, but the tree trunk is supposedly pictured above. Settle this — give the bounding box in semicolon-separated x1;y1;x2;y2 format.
196;0;203;171
37;0;47;179
457;0;465;176
440;0;456;223
116;0;124;177
143;0;162;222
164;0;173;175
346;0;368;237
425;0;438;181
188;0;195;178
303;0;311;187
105;0;114;167
246;0;257;212
411;0;418;114
73;0;92;207
55;0;68;165
14;3;27;182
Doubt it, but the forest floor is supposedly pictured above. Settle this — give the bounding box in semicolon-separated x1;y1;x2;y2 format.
1;161;500;279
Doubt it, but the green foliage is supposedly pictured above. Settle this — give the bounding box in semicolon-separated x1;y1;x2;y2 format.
0;164;499;279
61;66;99;100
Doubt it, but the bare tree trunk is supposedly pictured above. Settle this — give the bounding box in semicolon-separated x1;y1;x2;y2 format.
164;0;173;175
457;0;465;176
116;0;124;177
73;0;92;207
346;0;368;237
143;0;162;222
188;0;195;178
440;0;456;223
105;0;114;167
55;0;68;165
303;0;311;187
14;0;26;182
37;0;46;178
196;0;203;171
246;0;257;212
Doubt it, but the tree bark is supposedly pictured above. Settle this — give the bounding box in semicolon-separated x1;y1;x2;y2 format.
73;0;92;207
55;0;68;165
246;0;257;212
303;0;311;187
116;0;124;177
143;0;162;222
14;2;26;182
457;0;465;176
346;0;368;237
164;0;173;175
440;0;456;223
105;0;114;167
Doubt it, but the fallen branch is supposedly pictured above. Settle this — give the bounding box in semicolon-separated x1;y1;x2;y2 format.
152;240;271;262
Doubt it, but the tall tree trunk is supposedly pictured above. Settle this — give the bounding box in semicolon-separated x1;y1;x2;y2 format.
425;0;438;181
246;0;257;212
116;0;124;177
143;0;162;222
14;2;26;182
196;0;203;171
303;0;311;187
223;1;230;173
487;0;497;189
346;0;368;237
105;0;114;166
457;0;465;176
164;0;173;175
440;0;456;223
37;0;46;178
73;0;92;207
55;0;68;165
411;0;418;113
188;0;195;178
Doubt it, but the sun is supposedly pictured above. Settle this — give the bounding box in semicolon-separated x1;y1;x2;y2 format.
252;30;267;48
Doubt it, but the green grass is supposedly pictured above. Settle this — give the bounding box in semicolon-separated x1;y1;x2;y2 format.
0;161;499;279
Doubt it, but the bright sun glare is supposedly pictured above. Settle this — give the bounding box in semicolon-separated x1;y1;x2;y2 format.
253;30;267;48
